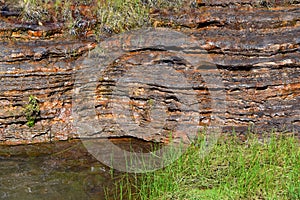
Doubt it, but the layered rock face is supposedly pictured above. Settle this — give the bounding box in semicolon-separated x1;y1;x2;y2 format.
0;1;299;144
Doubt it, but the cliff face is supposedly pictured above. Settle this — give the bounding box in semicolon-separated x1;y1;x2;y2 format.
0;1;299;144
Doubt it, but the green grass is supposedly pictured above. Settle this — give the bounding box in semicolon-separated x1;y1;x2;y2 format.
107;132;300;200
18;0;185;37
94;0;149;35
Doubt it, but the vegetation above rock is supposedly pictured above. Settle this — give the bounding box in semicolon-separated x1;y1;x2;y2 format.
17;0;186;37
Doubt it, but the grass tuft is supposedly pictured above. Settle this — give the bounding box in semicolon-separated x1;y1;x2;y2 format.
95;0;149;35
21;0;51;24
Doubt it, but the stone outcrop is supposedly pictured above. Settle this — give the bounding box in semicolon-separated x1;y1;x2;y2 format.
0;1;299;144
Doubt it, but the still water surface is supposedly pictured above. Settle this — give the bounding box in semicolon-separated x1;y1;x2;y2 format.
0;139;155;200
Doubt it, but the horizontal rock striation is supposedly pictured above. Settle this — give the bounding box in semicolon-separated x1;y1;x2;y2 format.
152;3;300;134
0;1;299;144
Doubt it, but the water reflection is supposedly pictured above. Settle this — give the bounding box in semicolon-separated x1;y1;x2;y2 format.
0;138;157;200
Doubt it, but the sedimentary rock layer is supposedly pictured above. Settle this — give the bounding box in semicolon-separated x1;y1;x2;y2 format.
0;1;299;144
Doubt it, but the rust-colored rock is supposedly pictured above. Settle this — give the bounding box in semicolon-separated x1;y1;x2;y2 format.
0;1;299;144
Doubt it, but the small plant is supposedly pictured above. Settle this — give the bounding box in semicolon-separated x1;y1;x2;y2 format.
24;95;40;127
147;98;155;106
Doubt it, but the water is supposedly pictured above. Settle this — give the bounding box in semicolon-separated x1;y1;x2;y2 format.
0;139;156;200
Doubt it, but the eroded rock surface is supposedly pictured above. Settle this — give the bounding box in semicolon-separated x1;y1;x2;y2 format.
0;1;299;144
